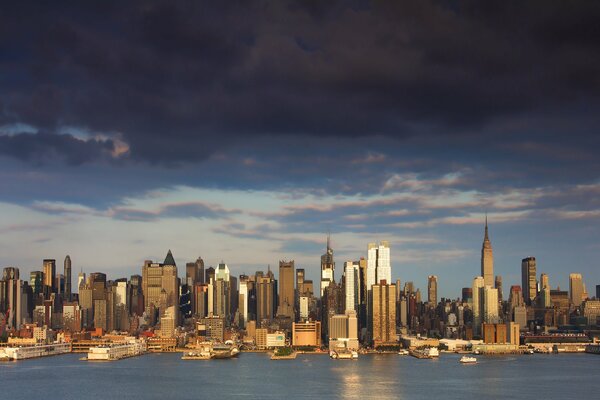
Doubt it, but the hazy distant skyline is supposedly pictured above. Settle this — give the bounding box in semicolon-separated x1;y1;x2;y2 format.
1;1;599;297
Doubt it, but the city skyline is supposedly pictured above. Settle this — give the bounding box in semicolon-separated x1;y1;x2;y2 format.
1;2;600;300
3;219;596;301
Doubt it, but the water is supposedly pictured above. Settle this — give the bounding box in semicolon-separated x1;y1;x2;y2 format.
2;352;599;399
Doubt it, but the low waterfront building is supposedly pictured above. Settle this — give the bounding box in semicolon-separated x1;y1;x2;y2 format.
292;321;321;347
87;340;146;361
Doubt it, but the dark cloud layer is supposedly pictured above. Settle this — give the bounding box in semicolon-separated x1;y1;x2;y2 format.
0;0;599;211
2;1;600;162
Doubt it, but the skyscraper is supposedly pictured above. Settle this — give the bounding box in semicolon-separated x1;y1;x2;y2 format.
371;280;396;346
344;261;360;313
427;275;438;305
540;273;549;290
481;217;494;287
521;257;537;305
569;273;584;307
472;276;485;336
186;260;200;286
239;275;248;328
64;255;72;301
29;271;44;295
483;286;499;323
256;274;275;326
320;234;335;297
367;241;391;291
495;275;503;303
43;259;56;294
141;250;179;323
277;260;295;319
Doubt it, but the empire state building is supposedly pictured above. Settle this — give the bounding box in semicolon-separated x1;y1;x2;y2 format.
481;217;494;287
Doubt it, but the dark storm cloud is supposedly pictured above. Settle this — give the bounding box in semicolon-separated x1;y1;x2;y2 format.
1;0;600;164
0;131;116;165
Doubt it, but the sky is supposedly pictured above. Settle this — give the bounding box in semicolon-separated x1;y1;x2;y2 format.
1;1;600;299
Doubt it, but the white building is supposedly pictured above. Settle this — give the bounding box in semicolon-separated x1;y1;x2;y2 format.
344;261;360;313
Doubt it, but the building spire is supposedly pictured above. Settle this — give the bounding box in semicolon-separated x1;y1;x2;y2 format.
484;213;489;241
326;232;331;251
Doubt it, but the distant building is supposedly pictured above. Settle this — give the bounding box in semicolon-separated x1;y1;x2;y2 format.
481;217;494;287
569;273;584;307
582;300;600;326
472;276;485;336
277;260;295;319
64;255;72;301
482;323;507;344
371;281;396;346
427;275;438;305
198;316;225;342
344;261;361;313
43;259;56;293
521;257;537;305
292;321;321;347
320;235;335;297
142;250;179;325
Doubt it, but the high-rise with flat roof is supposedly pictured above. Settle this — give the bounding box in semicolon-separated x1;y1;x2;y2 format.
427;275;438;305
521;257;537;305
277;260;295;319
64;255;72;301
43;259;56;294
569;273;584;307
472;276;485;336
344;261;360;313
371;280;396;346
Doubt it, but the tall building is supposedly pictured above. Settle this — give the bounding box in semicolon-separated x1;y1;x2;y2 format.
540;273;549;290
29;271;44;295
277;260;295;319
344;261;361;313
64;255;72;301
205;267;215;284
596;284;600;300
495;275;503;303
427;275;438;305
186;257;204;286
483;286;499;324
366;241;391;292
77;272;86;292
569;273;584;307
141;250;179;323
256;273;275;326
509;285;524;309
3;267;25;329
481;217;494;287
521;257;537;305
472;276;485;336
43;259;56;294
239;275;249;328
320;235;335;297
371;281;396;346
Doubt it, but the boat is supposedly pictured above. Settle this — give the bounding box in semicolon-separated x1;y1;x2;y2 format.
460;356;477;364
397;349;409;356
410;347;439;359
330;348;358;360
212;343;240;359
182;350;212;360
